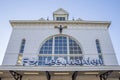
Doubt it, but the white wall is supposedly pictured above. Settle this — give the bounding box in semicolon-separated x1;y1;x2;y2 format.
2;23;118;65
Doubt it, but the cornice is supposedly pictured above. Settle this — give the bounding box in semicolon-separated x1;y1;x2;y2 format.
0;65;120;71
10;20;111;28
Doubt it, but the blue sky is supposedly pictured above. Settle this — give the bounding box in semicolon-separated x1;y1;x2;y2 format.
0;0;120;65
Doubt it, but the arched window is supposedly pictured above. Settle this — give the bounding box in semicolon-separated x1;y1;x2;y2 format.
19;39;26;53
39;35;82;54
96;39;101;53
96;39;103;64
39;35;82;66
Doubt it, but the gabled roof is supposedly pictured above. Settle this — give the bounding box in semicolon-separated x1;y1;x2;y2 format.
53;8;69;15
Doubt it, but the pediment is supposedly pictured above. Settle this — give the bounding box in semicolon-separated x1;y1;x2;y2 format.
53;8;69;15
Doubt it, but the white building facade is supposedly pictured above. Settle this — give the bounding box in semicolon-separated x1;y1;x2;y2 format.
0;8;120;80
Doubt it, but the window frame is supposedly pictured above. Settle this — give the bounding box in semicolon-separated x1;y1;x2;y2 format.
38;35;83;66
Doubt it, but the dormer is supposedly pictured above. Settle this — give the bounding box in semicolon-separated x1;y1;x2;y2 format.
53;8;69;21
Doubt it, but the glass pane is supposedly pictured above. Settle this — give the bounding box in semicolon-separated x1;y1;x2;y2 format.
69;38;82;54
54;36;67;54
39;38;53;54
19;39;26;53
96;39;101;53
